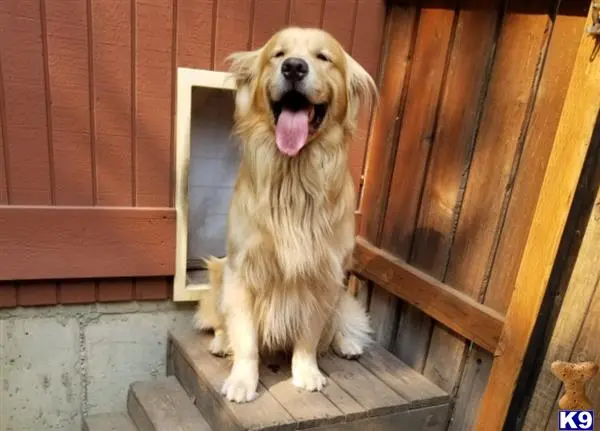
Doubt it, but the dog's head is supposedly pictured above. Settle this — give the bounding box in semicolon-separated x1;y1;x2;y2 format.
227;27;377;157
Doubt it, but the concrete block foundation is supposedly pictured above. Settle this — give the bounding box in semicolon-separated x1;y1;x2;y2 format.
0;301;195;431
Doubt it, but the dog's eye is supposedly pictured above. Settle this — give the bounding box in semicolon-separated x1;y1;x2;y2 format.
273;51;285;58
316;53;330;62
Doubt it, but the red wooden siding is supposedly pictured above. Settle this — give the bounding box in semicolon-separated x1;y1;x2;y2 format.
252;0;289;48
176;0;214;69
91;0;135;301
43;0;96;304
290;0;322;27
0;1;52;205
134;0;174;301
215;0;252;70
0;0;386;307
1;0;55;307
0;206;175;280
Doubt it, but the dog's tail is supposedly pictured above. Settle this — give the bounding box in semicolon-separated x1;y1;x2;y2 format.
204;255;226;287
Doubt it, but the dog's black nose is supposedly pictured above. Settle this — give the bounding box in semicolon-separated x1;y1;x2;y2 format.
281;57;308;82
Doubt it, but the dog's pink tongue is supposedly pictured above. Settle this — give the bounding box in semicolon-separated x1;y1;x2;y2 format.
276;109;309;156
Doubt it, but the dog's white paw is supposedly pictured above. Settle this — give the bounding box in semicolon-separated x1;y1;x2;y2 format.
292;360;327;392
209;332;232;357
221;361;258;403
331;332;364;360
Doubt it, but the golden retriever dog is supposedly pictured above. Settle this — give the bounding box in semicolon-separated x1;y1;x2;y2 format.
194;27;377;403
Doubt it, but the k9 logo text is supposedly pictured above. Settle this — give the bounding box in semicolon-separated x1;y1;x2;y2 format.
558;410;594;430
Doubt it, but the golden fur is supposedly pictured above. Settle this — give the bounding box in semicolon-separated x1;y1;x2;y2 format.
194;27;377;403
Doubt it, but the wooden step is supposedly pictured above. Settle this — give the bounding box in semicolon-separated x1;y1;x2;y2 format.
167;328;451;431
82;413;137;431
127;376;212;431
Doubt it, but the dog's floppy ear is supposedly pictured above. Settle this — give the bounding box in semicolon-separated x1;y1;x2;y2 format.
227;49;261;85
227;49;261;117
345;53;378;109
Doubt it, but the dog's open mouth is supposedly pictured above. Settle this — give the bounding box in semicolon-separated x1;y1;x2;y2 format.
271;91;327;156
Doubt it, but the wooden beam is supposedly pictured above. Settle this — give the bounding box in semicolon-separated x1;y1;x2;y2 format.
353;237;505;353
475;4;600;429
522;168;600;430
0;206;175;280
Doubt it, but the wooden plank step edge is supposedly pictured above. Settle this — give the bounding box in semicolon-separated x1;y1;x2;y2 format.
169;328;449;429
358;344;450;408
169;328;410;428
127;376;212;431
167;330;297;431
82;412;137;431
308;404;450;431
317;351;409;418
258;355;355;428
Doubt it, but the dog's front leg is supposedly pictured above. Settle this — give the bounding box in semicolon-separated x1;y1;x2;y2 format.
292;312;328;392
220;267;259;403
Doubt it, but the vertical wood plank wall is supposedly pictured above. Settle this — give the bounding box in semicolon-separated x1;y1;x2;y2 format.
0;0;385;307
358;0;589;429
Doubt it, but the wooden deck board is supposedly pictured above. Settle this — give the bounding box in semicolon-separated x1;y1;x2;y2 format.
169;329;296;431
318;352;408;417
259;357;347;429
168;328;449;430
312;404;450;431
358;345;449;408
127;376;212;431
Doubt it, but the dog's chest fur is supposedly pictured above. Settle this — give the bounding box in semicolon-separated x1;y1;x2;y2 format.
260;148;348;262
226;135;355;350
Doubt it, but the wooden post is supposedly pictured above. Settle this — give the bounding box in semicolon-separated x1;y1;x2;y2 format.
475;3;600;429
522;167;600;430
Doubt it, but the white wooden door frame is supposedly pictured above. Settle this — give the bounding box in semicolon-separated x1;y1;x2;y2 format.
173;67;235;301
